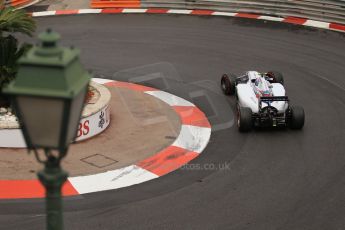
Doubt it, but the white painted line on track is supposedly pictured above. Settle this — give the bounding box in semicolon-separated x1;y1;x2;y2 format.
167;9;193;14
145;91;194;107
78;9;103;14
172;125;212;154
258;16;285;22
91;78;116;84
122;9;147;13
212;12;237;17
304;20;330;29
32;11;56;17
69;165;158;194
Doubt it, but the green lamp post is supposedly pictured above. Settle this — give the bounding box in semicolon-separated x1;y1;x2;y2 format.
3;29;91;230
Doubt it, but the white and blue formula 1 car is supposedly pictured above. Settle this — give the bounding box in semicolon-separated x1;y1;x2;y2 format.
221;71;305;132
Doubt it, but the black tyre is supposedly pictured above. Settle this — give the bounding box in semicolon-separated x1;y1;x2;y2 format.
237;106;253;132
221;74;236;95
289;105;305;129
267;71;284;85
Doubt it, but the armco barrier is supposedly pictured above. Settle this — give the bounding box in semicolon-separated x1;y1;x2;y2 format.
90;0;345;24
142;0;345;24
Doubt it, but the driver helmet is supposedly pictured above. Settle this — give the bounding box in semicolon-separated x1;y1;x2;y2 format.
254;75;272;97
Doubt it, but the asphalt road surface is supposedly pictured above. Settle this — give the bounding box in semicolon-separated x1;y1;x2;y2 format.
1;14;345;230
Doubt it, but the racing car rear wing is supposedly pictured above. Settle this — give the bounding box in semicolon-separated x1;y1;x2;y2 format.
259;96;289;110
259;96;289;102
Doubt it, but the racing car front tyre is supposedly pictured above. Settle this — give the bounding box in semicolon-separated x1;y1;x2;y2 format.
237;106;253;132
221;74;236;95
267;71;284;85
289;105;305;129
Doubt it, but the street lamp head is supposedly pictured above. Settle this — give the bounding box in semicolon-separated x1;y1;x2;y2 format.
4;29;91;155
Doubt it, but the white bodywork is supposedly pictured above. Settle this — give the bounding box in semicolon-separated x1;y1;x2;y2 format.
237;71;288;113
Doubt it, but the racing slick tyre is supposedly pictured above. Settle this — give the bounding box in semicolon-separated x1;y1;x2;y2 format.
267;71;284;85
221;74;236;95
237;106;253;132
289;105;305;129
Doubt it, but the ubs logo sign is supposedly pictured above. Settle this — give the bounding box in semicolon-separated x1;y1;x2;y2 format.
98;106;110;129
99;111;105;128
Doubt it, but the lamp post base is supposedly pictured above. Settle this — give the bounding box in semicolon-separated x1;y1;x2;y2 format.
38;156;68;230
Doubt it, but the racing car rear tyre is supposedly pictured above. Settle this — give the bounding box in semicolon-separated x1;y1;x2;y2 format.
267;71;284;85
237;106;253;132
289;105;305;129
221;74;236;95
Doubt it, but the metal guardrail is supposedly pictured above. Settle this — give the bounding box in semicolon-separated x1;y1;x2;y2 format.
141;0;345;24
